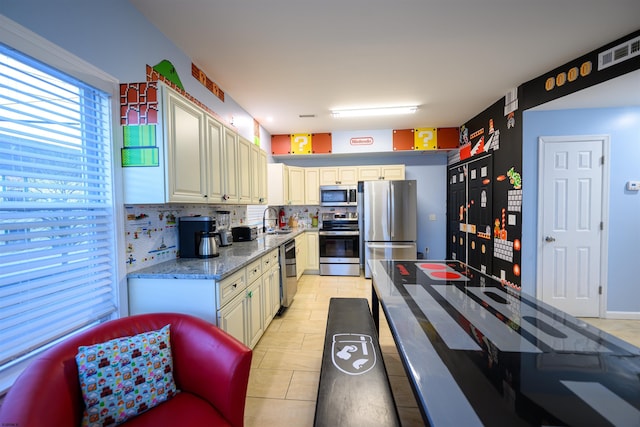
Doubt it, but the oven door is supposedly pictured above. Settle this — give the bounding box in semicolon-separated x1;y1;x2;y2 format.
319;231;360;276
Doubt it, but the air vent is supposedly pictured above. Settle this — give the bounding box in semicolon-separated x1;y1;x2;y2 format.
598;35;640;70
299;114;316;118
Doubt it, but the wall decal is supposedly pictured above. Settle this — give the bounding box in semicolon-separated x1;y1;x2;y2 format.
192;62;224;101
152;59;184;91
119;82;159;125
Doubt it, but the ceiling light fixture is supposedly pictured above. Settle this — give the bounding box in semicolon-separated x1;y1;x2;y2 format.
331;105;418;118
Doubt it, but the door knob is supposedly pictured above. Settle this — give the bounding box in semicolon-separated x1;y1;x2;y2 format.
545;236;556;242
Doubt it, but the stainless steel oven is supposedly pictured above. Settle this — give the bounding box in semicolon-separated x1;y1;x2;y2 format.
319;217;360;276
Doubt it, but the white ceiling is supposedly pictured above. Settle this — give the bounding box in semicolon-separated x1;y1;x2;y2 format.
129;0;640;135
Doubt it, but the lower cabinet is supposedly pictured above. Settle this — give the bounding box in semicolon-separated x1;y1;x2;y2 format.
129;248;281;349
217;290;246;344
263;263;281;327
295;234;306;280
217;274;264;348
216;248;279;348
246;276;264;348
306;231;319;273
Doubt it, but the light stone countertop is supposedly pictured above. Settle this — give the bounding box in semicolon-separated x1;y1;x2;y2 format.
127;228;315;281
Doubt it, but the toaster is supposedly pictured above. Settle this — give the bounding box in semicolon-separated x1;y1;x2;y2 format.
231;226;258;241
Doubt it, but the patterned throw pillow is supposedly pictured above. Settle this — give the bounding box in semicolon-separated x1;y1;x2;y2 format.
76;324;178;427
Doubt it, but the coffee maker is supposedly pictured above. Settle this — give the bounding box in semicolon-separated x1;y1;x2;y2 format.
178;216;217;258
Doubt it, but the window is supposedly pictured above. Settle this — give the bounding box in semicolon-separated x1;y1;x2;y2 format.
0;43;117;385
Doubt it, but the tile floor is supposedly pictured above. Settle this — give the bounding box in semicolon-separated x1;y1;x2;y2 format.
243;273;640;427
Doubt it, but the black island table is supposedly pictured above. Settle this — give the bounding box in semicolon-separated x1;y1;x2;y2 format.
370;260;640;427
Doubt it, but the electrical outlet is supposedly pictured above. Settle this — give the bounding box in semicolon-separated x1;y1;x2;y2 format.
626;181;640;191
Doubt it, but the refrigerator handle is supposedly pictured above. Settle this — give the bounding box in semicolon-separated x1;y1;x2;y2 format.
389;182;394;239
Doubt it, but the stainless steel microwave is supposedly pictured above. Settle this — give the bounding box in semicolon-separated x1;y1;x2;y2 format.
320;185;358;206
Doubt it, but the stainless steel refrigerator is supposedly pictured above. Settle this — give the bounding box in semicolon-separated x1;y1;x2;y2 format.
359;180;417;278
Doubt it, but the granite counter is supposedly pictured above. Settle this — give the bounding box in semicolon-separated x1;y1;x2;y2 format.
127;228;308;280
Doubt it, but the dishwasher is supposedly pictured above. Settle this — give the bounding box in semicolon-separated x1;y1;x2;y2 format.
278;239;297;311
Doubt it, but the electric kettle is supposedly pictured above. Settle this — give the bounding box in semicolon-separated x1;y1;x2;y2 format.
198;231;219;258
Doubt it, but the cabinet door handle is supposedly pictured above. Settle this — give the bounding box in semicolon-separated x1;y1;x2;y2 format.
232;283;237;289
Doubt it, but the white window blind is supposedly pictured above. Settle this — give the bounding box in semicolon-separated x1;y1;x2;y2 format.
0;44;117;370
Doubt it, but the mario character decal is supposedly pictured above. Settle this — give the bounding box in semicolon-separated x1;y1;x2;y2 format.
507;167;521;189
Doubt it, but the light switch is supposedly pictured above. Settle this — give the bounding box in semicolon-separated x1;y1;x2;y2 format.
429;214;437;221
627;181;640;191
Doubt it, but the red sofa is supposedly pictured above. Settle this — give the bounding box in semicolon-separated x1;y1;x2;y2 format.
0;313;252;427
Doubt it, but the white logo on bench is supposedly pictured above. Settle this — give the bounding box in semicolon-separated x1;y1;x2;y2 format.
331;333;376;375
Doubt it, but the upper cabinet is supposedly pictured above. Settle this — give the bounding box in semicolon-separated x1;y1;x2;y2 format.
319;167;358;185
357;164;405;181
251;144;267;204
237;136;252;204
287;166;306;205
304;168;319;205
267;163;289;206
123;84;267;205
165;90;207;203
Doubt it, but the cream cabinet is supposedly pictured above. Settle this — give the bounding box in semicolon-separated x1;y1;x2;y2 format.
221;128;240;203
305;168;320;205
288;166;306;205
267;163;289;205
262;249;280;325
295;234;306;280
246;274;264;348
251;146;267;204
319;167;359;185
357;164;405;181
305;231;319;273
218;290;247;344
237;136;252;204
124;83;270;205
165;88;207;203
129;248;281;349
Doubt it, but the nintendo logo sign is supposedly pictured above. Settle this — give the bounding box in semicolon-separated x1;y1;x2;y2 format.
350;137;374;146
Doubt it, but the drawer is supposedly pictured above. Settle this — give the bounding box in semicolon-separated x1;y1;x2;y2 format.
246;258;262;283
261;249;279;271
218;269;246;307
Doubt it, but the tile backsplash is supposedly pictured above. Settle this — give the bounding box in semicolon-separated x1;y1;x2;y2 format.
123;203;358;272
124;204;253;272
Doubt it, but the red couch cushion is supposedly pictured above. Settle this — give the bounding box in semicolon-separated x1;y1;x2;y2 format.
123;392;232;427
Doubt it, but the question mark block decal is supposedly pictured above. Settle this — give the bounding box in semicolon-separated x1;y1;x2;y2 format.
290;133;312;154
414;127;437;150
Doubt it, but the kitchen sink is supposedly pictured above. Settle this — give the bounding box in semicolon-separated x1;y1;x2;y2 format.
268;229;292;235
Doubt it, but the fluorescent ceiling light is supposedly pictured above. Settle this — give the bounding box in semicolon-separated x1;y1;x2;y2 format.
331;106;418;118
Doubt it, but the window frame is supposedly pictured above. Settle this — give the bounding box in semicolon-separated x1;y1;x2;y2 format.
0;15;126;395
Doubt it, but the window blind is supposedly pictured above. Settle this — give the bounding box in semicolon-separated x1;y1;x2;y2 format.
0;44;117;369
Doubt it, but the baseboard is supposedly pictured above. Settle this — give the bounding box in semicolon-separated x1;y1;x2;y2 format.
604;311;640;320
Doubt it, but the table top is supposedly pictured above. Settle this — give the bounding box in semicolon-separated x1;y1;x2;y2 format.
370;260;640;427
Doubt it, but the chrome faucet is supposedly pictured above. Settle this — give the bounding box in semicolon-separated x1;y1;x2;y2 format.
262;207;278;232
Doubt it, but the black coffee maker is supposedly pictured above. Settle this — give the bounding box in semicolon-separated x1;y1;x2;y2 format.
178;216;216;258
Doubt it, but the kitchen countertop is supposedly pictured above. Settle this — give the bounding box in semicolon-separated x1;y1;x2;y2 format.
370;259;640;427
128;228;312;280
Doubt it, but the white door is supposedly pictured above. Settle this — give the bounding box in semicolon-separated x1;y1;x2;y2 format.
537;135;609;317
